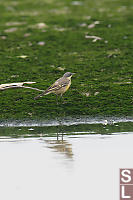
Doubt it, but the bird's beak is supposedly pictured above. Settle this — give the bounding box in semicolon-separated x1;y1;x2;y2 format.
71;73;75;75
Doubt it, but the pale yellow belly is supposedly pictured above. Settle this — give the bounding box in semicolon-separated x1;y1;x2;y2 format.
54;81;71;95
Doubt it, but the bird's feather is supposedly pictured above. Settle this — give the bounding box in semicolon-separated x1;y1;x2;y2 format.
45;80;69;94
34;75;71;100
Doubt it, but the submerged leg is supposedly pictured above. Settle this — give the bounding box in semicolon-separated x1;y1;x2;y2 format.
61;132;63;141
57;132;59;141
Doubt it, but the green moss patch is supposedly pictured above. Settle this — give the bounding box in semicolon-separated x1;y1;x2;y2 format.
0;0;133;119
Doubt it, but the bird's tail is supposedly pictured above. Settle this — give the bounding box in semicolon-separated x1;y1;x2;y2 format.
34;91;49;100
34;93;43;100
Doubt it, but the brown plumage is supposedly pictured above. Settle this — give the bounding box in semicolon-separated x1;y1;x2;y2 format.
34;72;74;100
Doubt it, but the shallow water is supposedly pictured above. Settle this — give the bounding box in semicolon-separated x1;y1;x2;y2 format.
0;118;133;200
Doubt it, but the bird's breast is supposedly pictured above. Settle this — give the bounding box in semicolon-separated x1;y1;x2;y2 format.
65;80;71;91
54;79;71;95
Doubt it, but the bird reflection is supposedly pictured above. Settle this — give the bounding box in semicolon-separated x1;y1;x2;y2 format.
45;133;73;159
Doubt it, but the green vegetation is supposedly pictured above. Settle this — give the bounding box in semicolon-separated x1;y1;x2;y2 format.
0;0;133;119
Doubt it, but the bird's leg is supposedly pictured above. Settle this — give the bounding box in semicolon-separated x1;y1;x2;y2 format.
60;94;62;102
60;94;64;103
56;94;59;105
61;132;63;141
60;94;66;104
57;132;59;141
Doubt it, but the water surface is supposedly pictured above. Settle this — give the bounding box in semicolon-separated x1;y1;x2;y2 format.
0;117;133;200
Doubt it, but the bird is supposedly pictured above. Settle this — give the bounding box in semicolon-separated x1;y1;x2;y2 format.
34;72;75;102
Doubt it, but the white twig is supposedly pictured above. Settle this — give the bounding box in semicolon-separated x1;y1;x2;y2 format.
0;82;44;92
85;35;102;42
20;86;44;92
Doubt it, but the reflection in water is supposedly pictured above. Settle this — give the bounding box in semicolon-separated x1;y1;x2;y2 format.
42;113;73;160
0;130;133;200
0;108;133;200
42;133;73;160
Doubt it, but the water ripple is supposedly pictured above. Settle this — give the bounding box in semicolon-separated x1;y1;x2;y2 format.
0;116;133;127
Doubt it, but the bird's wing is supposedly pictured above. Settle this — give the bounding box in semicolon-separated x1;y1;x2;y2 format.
34;78;69;99
34;82;60;99
45;78;69;94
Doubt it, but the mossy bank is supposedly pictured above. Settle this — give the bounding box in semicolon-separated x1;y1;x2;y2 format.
0;0;133;119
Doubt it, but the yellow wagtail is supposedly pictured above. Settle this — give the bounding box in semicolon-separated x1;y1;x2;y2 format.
34;72;75;100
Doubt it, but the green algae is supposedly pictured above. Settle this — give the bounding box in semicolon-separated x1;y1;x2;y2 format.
0;0;133;119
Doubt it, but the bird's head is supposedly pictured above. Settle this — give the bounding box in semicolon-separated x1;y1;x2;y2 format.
63;72;75;79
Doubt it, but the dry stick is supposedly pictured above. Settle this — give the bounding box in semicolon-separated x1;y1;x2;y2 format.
0;82;44;92
20;86;44;92
0;85;44;92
